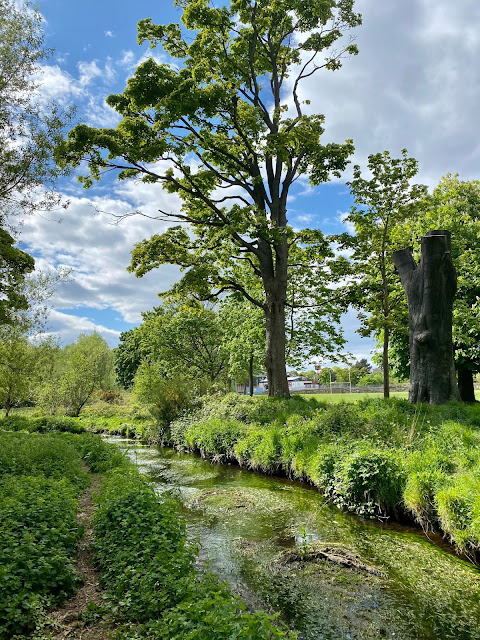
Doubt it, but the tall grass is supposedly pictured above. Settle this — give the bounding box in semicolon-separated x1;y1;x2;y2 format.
169;394;480;553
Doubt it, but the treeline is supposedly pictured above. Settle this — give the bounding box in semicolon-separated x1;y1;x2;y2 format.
0;331;113;417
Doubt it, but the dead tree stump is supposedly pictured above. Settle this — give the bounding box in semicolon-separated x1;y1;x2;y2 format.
393;230;460;404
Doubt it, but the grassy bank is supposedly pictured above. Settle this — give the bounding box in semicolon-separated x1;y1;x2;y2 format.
4;392;480;560
0;428;295;639
166;393;480;557
299;391;409;402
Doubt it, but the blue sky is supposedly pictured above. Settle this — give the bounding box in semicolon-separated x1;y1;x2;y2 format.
18;0;480;365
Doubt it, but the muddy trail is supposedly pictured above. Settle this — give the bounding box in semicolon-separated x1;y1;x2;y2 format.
46;474;113;640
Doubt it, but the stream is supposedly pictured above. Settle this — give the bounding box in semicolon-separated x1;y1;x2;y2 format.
110;438;480;640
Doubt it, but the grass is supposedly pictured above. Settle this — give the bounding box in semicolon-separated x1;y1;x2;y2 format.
168;393;480;555
299;391;409;402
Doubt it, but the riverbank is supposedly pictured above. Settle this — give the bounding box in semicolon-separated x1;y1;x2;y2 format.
116;439;480;640
164;394;480;559
0;429;295;639
3;393;480;559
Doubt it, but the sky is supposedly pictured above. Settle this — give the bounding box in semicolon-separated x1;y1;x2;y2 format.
16;0;480;366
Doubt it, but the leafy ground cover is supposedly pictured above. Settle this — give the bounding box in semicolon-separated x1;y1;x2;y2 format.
0;427;295;639
168;394;480;557
0;432;89;637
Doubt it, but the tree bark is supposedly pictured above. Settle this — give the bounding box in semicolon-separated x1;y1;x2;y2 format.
457;366;476;402
264;299;290;397
249;353;254;397
259;231;290;398
393;230;460;404
383;326;390;399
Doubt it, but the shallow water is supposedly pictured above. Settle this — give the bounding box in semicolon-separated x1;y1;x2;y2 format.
111;439;480;640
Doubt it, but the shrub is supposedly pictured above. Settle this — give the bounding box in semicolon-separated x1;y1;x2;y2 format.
332;447;406;517
133;364;193;432
298;442;346;494
183;418;247;458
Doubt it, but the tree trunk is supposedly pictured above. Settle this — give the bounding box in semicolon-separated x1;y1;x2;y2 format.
249;353;254;397
458;366;476;402
264;300;290;397
393;231;460;404
383;326;390;399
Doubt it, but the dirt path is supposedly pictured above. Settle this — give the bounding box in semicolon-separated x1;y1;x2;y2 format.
47;474;113;640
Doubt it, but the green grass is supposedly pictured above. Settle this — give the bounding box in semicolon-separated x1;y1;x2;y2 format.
168;393;480;554
299;391;409;402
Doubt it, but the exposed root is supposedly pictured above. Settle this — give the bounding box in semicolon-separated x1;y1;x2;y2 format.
278;542;387;578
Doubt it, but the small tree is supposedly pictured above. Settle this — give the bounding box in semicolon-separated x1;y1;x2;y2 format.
0;0;71;223
115;300;228;389
0;329;36;415
219;296;265;396
336;149;427;398
56;333;113;417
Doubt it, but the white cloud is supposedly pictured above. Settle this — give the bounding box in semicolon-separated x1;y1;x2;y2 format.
20;187;183;327
78;60;103;87
36;64;84;105
289;0;480;185
118;50;135;70
105;30;114;38
43;309;121;347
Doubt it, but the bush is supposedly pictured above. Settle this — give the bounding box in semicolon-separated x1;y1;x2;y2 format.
183;418;248;458
133;364;193;433
332;447;406;517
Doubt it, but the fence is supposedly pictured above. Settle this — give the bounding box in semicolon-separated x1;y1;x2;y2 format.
292;384;410;395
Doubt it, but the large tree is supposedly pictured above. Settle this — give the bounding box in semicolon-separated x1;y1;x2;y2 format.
0;227;35;325
335;150;427;398
57;0;361;397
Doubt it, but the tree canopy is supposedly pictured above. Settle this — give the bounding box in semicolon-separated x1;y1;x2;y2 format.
57;0;361;396
0;0;71;222
0;227;35;325
115;300;228;389
335;149;427;397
